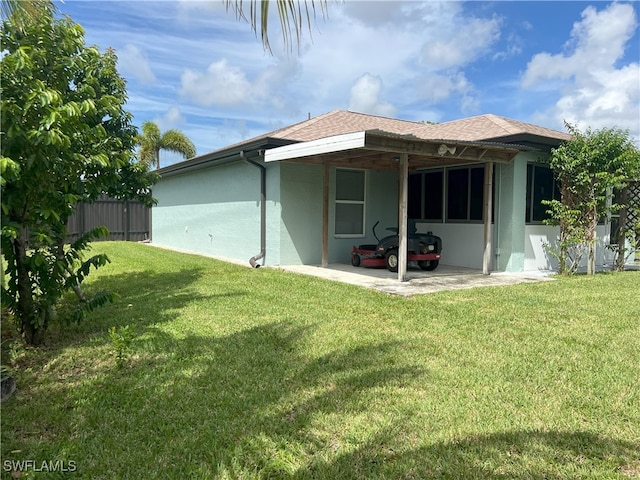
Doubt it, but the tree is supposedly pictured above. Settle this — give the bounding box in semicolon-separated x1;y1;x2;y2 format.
136;121;196;170
544;123;640;275
1;8;157;345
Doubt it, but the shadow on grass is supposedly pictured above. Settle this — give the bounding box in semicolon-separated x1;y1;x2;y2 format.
48;267;246;343
4;317;637;479
4;266;248;382
2;321;428;478
296;428;640;479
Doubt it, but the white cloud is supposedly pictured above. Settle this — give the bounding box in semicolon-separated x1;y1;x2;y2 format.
348;73;397;117
155;105;186;131
421;16;502;70
522;3;639;137
116;44;156;84
180;59;252;106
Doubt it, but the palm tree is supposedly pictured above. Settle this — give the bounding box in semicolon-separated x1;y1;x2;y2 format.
136;121;196;169
1;0;54;27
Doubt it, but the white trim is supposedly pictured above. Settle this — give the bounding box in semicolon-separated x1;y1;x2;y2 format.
264;131;366;162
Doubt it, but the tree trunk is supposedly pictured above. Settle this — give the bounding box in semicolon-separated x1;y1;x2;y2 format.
586;184;598;275
587;208;597;275
12;233;46;345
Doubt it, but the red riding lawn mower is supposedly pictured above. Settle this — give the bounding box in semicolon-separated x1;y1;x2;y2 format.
351;221;442;273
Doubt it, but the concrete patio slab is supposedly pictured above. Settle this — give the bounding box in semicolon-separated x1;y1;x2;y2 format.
275;263;555;296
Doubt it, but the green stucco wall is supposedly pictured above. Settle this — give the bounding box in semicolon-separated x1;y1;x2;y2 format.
152;161;276;265
495;152;548;272
278;163;323;264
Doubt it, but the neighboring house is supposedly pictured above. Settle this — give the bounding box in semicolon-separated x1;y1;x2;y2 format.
151;110;626;277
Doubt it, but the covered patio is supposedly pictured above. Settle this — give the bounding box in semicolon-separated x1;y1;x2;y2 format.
264;130;522;281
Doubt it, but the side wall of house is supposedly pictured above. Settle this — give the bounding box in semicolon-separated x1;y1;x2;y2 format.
152;162;274;266
524;225;613;271
278;163;323;264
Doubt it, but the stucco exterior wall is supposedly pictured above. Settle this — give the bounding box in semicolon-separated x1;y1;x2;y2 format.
525;224;615;271
415;222;484;269
154;153;626;274
278;163;323;264
152;161;269;265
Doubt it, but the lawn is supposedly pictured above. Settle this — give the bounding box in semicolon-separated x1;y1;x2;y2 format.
1;242;639;479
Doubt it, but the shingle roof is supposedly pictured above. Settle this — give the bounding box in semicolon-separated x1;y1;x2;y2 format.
416;113;572;142
164;110;570;175
248;110;571;144
235;109;425;144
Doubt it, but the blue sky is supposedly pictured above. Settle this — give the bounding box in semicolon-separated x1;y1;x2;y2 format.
60;1;640;167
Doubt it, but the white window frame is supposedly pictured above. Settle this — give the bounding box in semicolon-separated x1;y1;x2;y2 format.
334;168;366;238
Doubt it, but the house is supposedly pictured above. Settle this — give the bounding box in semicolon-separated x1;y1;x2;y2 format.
151;110;624;279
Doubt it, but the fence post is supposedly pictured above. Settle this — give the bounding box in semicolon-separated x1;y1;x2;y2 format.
124;200;130;241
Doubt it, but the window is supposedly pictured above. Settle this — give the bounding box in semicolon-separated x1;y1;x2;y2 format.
526;164;560;223
408;166;489;223
424;171;444;220
409;170;444;221
335;169;365;236
446;166;486;222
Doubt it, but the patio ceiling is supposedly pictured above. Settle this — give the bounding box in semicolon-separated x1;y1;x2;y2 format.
263;130;521;170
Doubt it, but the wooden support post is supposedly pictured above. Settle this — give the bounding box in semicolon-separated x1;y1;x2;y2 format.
322;160;329;267
398;153;409;282
483;161;494;275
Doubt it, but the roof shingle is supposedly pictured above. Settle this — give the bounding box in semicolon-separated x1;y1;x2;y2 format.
261;110;571;144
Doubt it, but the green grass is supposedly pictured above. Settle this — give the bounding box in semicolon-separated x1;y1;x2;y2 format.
1;242;639;479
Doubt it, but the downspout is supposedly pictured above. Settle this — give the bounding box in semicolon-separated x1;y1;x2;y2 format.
240;150;266;267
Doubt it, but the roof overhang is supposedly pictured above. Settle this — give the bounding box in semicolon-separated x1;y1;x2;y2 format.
157;137;294;178
264;130;522;170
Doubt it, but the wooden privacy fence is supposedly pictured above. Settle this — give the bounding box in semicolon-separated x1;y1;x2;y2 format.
67;195;150;242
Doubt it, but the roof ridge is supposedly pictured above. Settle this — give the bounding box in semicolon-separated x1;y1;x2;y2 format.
483;114;521;135
345;109;424;126
277;110;343;136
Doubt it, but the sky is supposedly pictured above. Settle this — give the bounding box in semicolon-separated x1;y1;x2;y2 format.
59;0;640;167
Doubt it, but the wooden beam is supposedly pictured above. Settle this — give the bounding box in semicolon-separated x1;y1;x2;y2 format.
322;160;329;267
483;161;494;275
398;153;409;282
364;135;517;164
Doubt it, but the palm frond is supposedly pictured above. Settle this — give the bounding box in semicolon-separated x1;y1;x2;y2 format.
135;121;196;169
224;0;326;53
160;130;196;160
1;0;55;26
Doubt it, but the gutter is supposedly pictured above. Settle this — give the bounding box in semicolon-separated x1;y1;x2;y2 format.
240;150;266;268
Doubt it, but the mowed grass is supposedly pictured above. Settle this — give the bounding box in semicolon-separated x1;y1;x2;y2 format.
1;242;639;479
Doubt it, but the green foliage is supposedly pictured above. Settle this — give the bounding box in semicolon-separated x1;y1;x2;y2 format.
136;120;196;169
108;324;136;369
544;123;640;275
0;8;157;344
